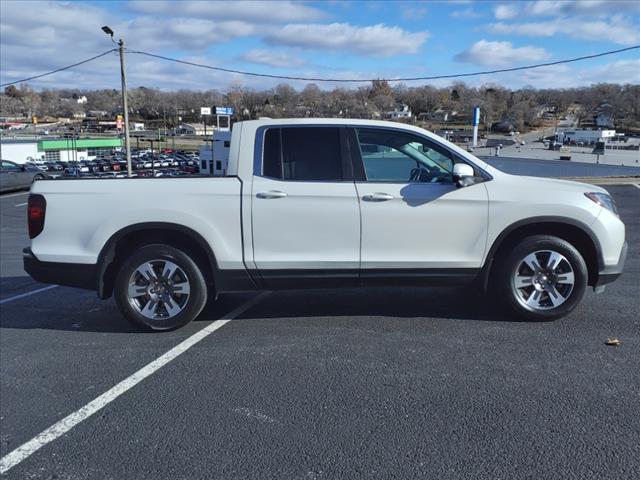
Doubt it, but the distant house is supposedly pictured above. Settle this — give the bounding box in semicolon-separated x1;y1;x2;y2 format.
580;103;615;129
386;104;412;121
419;109;462;123
595;112;614;128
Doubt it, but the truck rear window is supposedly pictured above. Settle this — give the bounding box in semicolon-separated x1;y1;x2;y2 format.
262;127;343;181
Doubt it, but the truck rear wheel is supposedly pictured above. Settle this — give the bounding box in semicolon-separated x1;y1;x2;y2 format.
494;235;588;321
114;244;208;331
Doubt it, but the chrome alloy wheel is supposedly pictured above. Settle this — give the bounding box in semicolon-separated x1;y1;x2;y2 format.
127;259;191;320
512;250;575;311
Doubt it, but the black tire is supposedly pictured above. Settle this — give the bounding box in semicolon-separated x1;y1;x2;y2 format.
33;174;45;182
114;244;208;331
494;235;588;321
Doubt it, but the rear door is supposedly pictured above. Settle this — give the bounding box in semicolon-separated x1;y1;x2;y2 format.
251;126;361;285
350;127;489;276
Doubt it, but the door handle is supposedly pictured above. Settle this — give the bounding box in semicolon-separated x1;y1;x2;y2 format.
362;192;394;202
256;190;288;199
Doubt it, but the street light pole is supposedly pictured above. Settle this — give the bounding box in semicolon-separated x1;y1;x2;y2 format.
102;26;132;177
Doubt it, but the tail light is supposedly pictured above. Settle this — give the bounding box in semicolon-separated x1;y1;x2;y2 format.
28;194;46;239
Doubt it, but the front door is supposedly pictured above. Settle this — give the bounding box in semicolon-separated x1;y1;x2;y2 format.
351;127;489;276
251;126;360;284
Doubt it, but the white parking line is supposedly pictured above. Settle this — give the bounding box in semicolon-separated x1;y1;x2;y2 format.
0;285;58;304
633;184;640;190
14;202;28;207
0;191;29;199
0;291;270;474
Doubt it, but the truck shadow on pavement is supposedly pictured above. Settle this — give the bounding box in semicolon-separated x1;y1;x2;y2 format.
230;286;522;324
0;282;254;333
0;282;523;333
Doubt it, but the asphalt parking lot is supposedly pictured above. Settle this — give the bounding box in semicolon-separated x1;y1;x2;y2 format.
1;185;639;479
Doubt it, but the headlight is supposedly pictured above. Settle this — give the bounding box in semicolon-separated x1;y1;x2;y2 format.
585;192;618;217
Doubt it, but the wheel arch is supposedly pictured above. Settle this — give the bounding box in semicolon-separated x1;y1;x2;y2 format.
480;216;603;290
96;222;219;299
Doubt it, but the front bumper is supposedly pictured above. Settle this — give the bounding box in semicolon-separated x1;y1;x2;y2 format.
23;248;97;291
595;241;627;287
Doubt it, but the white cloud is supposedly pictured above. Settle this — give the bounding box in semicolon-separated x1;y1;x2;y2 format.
527;0;640;17
450;8;483;19
239;49;305;68
123;17;256;51
488;17;640;45
265;23;429;57
0;0;637;92
492;1;640;19
401;5;429;21
454;40;551;66
576;59;640;84
491;59;640;89
0;1;118;80
493;4;519;20
128;0;327;23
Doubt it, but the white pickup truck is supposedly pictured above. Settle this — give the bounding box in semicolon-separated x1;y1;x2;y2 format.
24;119;627;330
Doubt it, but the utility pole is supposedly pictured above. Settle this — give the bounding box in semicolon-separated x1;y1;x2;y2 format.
118;39;132;177
102;26;132;177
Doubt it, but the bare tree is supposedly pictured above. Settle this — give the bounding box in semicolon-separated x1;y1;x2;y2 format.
3;82;639;133
301;83;322;116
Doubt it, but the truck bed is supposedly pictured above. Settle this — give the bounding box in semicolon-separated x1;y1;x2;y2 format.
29;177;245;270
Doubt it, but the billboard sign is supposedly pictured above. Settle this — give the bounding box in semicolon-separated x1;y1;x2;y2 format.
200;107;211;116
215;106;234;115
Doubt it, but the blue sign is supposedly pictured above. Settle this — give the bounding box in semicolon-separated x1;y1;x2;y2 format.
215;106;234;115
472;106;480;126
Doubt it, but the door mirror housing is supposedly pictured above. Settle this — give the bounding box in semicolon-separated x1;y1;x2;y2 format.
453;163;475;187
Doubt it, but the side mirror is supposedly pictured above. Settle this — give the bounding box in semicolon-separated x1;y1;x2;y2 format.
453;163;475;188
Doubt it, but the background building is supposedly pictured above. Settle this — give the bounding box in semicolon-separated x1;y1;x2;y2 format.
0;137;123;163
558;129;616;144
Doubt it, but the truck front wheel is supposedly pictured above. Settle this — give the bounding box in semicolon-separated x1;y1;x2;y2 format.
114;244;208;331
494;235;588;321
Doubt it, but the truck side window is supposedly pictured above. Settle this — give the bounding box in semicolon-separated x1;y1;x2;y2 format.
263;128;282;179
263;127;343;181
355;128;455;184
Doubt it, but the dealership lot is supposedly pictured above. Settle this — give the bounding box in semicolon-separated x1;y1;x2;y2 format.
1;185;639;479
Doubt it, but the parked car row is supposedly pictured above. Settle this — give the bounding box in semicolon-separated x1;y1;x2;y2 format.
25;149;202;179
0;149;204;192
69;167;196;179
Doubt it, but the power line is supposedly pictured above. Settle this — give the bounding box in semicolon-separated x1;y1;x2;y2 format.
1;44;638;88
127;45;640;83
0;49;118;88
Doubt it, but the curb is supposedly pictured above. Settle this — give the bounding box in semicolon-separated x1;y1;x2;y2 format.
563;176;640;185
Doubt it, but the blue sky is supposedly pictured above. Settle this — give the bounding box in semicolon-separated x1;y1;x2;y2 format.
1;0;639;91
